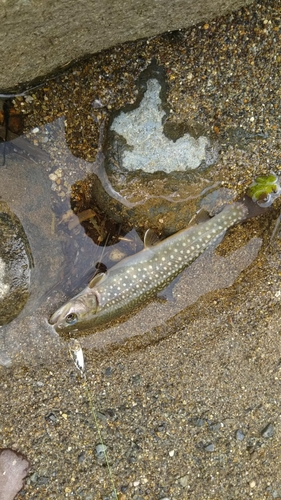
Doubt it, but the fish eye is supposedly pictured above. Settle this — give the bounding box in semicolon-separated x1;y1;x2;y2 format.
65;312;78;325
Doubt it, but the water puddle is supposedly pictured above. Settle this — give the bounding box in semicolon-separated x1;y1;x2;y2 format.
0;65;279;370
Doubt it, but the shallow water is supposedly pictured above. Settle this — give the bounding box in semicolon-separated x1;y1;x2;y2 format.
0;114;270;368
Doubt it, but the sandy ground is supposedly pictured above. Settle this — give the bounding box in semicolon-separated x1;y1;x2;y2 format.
1;0;281;498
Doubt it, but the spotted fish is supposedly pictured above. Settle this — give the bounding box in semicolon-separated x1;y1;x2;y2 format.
50;202;248;332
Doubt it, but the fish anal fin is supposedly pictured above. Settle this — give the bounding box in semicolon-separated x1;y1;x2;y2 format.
144;229;160;248
88;272;106;289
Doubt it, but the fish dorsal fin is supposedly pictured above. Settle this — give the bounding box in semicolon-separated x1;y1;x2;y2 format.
88;272;106;289
144;229;160;248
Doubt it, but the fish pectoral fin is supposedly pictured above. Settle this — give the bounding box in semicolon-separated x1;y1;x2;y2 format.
144;229;160;248
88;272;106;288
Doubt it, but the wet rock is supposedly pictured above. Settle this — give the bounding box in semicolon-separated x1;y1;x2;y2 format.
0;448;30;500
0;201;33;325
89;65;220;236
1;0;253;92
110;78;210;173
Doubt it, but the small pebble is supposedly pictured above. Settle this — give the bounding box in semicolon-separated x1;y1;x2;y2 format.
235;429;245;441
205;443;215;452
179;475;189;487
104;366;113;376
261;423;274;438
77;451;85;463
24;95;34;103
95;444;107;459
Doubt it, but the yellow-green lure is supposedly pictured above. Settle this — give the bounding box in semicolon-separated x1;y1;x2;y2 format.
248;172;281;207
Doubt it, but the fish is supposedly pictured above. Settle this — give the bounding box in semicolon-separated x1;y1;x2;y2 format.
50;202;248;333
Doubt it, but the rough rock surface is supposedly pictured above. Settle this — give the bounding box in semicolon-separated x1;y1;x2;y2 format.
0;201;33;325
0;448;30;500
0;0;253;91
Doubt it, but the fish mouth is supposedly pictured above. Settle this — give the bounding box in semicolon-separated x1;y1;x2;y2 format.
49;307;63;326
49;312;59;325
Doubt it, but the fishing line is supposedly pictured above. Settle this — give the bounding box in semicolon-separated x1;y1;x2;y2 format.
69;339;118;498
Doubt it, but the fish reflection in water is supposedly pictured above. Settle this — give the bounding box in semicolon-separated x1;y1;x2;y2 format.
50;202;248;333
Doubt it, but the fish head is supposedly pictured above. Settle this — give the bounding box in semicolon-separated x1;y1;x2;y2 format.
49;290;99;332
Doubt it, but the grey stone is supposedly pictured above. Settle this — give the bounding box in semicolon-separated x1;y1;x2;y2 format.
205;443;215;452
261;423;274;439
0;201;33;325
179;475;189;487
235;429;245;441
110;78;210;173
0;449;30;499
95;443;108;459
0;0;253;92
